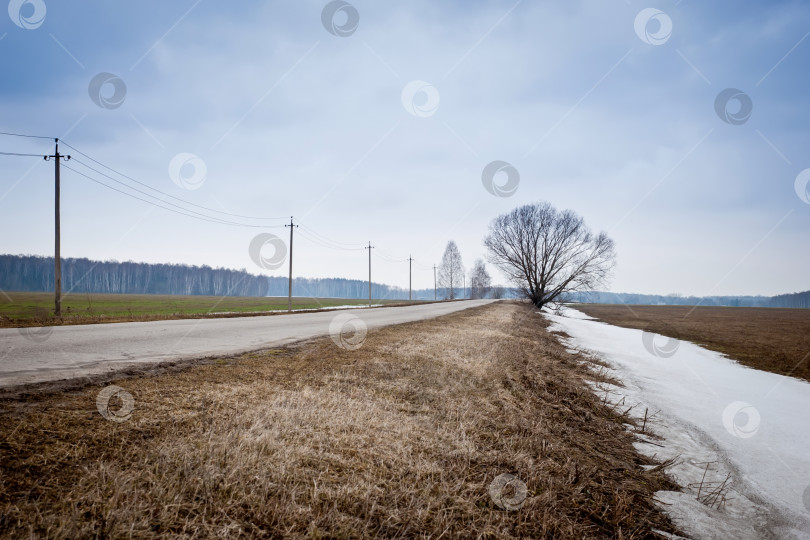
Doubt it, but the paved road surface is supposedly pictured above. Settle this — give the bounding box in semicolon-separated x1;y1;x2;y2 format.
0;300;495;388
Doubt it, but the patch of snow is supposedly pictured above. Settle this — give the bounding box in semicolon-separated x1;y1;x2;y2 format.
546;307;810;540
559;306;597;320
538;305;595;320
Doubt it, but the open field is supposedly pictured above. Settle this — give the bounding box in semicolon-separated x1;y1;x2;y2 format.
0;291;416;327
572;304;810;383
0;302;678;538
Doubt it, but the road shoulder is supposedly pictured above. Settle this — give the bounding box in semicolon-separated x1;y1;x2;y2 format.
0;301;680;537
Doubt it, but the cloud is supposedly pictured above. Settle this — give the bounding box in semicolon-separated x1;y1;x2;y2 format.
0;0;808;294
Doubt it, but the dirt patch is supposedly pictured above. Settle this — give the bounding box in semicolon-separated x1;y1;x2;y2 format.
0;302;679;538
573;304;810;383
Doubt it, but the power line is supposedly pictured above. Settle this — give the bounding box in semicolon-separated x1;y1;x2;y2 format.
0;151;46;157
63;162;235;226
62;163;279;228
295;218;367;248
61;141;288;222
68;158;274;227
69;157;269;225
295;220;366;251
375;253;407;263
4;134;434;292
412;259;434;270
375;247;409;262
296;227;365;251
51;142;415;258
0;131;53;140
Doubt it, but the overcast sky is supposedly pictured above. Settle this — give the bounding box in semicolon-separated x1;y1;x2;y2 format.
1;0;808;296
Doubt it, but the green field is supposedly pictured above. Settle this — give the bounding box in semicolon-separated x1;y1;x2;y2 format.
0;291;415;326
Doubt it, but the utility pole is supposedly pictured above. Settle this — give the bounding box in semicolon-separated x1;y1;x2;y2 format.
408;255;413;301
433;265;437;301
463;274;466;300
284;217;298;312
45;139;69;317
365;242;374;307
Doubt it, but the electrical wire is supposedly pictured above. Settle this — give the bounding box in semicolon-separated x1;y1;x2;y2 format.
375;247;409;262
61;141;288;222
296;227;365;251
64;162;243;227
297;219;415;261
0;151;46;157
68;158;267;226
375;252;407;263
0;131;53;140
295;219;367;249
295;219;367;248
62;163;281;229
4;133;422;262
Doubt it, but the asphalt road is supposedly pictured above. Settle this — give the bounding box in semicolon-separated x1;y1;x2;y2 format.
0;300;495;388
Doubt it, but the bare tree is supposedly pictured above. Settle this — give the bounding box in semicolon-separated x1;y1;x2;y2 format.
469;259;492;299
438;241;464;300
484;202;615;308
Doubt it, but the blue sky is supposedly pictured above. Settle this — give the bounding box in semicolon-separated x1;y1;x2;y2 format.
1;0;808;296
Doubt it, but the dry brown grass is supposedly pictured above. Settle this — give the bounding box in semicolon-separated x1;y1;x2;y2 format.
0;302;679;538
573;304;810;383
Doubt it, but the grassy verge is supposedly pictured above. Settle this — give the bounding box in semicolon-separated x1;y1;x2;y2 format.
0;291;420;328
572;303;810;383
0;302;678;538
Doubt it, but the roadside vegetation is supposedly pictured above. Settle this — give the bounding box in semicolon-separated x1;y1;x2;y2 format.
0;291;417;328
0;302;679;538
574;304;810;383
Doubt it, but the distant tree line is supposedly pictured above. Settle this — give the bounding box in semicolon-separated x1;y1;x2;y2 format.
0;255;268;297
2;255;805;307
265;276;439;300
0;255;480;300
768;290;810;309
562;291;810;309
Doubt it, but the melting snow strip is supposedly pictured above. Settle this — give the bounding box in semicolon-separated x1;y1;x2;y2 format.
544;306;810;540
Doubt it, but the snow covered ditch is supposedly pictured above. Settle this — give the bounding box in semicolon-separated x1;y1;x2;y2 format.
544;306;810;539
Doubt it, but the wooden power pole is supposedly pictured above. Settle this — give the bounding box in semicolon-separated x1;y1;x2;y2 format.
408;255;413;301
365;242;373;307
45;139;69;317
433;265;437;301
284;217;298;312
